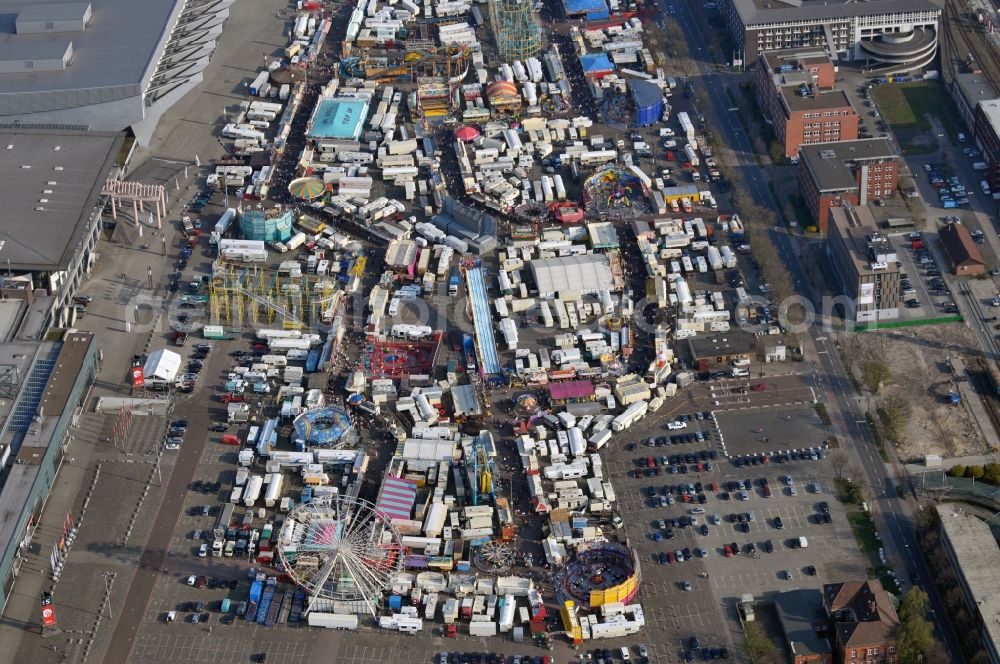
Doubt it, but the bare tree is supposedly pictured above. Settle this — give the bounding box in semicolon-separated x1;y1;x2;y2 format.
878;390;912;445
830;449;849;479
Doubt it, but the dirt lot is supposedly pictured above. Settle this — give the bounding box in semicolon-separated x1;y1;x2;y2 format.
845;324;986;458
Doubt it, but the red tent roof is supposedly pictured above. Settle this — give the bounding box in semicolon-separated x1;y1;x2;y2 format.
454;125;480;142
548;380;595;401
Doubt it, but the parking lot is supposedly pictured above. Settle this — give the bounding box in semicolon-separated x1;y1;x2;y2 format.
885;231;950;318
608;398;868;659
714;404;828;460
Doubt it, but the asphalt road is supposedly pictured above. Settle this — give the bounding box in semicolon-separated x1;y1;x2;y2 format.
666;0;963;658
102;356;222;664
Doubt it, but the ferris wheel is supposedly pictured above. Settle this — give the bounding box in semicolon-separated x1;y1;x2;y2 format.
277;495;402;616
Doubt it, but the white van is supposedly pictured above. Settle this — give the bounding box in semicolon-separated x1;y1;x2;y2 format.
732;368;750;377
732;358;750;367
621;647;631;661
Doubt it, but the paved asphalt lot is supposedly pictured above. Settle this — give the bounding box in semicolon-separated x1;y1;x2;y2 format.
714;404;829;458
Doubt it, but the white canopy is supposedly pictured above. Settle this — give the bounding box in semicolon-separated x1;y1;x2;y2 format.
144;348;182;382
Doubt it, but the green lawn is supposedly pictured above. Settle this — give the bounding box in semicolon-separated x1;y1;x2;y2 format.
847;510;878;554
870;81;962;155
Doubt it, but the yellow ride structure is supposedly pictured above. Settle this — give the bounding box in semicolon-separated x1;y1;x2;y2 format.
208;261;344;329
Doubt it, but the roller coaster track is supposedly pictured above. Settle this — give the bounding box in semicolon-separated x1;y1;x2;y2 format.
942;0;1000;93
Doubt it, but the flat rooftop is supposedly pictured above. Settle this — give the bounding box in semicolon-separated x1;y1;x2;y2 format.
35;332;92;428
774;589;833;659
829;206;899;277
0;335;92;563
782;89;853;113
955;73;997;113
308;98;368;140
936;505;1000;657
732;0;941;25
0;127;123;270
0;0;180;96
978;98;1000;137
800;138;896;192
687;331;757;359
563;0;608;15
761;47;831;70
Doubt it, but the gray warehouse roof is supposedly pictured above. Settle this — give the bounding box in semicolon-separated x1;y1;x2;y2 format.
0;127;123;270
530;254;614;295
0;0;191;120
0;0;183;114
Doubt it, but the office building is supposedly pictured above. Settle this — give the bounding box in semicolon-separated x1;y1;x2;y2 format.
756;49;859;158
826;206;900;323
0;0;234;144
798;139;898;232
974;99;1000;191
722;0;940;72
951;73;996;134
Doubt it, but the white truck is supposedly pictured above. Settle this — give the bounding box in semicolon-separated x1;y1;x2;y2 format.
469;620;498;637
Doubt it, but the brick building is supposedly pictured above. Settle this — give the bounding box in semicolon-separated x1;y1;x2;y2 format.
798;139;898;233
823;580;899;664
938;221;986;276
757;50;858;158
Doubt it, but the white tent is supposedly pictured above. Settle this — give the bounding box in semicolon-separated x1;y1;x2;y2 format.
529;254;614;296
144;348;182;382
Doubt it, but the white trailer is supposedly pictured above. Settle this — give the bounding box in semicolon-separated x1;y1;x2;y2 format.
242;475;264;506
611;401;649;432
469;620;498;637
499;596;516;632
588;429;612;451
628;164;652;189
684;143;699;167
553;174;566;200
308;613;360;629
264;473;284;507
423;502;447;537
